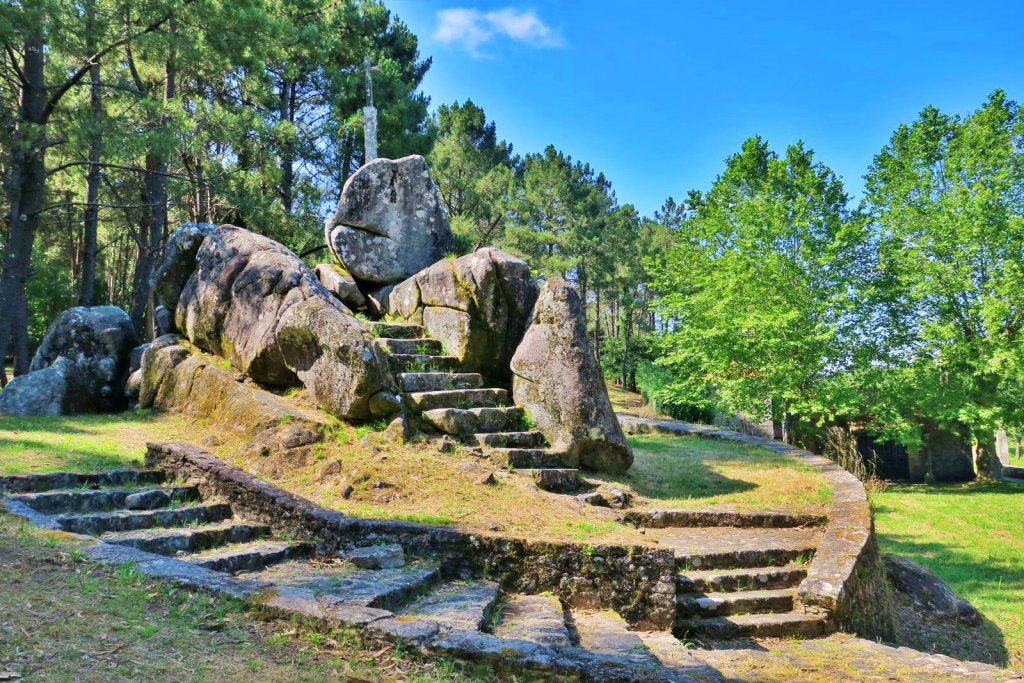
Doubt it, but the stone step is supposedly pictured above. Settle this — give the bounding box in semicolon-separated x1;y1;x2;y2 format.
570;609;659;668
494;594;571;647
241;559;439;611
399;372;484;393
188;540;312;573
487;448;568;469
646;527;821;571
511;468;581;493
101;522;268;555
378;337;443;355
677;588;795;618
422;406;527;436
7;485;198;515
677;566;807;593
56;503;234;535
473;431;546;449
0;469;165;494
371;322;425;339
624;509;827;529
389;354;460;373
633;630;728;680
675;611;828;639
396;580;501;633
406;388;511;412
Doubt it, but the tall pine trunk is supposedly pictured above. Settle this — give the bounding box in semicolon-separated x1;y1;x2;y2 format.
0;30;47;377
79;59;102;305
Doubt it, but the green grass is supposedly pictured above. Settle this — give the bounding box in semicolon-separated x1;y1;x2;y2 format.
600;433;830;515
872;480;1024;668
0;410;193;475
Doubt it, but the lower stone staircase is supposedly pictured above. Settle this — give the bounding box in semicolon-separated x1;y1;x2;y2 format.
372;321;581;493
0;469;722;682
641;518;829;640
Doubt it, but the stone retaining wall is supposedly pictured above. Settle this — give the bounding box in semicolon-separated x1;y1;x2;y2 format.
146;441;677;629
618;415;897;640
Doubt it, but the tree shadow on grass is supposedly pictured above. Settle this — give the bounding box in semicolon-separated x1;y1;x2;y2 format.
881;481;1024;496
0;436;141;474
873;534;1018;666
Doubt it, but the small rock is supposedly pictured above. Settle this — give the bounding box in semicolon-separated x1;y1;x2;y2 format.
488;522;503;532
360;435;372;448
439;436;458;454
341;484;354;499
602;488;631;509
477;472;497;486
124;489;171;510
318;459;343;478
200;434;224;447
372;480;392;489
576;492;607;507
343;543;405;569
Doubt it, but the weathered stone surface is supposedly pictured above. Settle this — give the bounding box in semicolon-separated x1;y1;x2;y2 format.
884;554;981;626
0;306;139;415
152;221;216;318
342;543;405;569
124;489;171;510
177;225;342;386
275;297;396;419
511;279;631;474
390;248;538;382
325;155;453;284
365;283;395;318
137;338;328;457
0;357;90;416
314;263;366;310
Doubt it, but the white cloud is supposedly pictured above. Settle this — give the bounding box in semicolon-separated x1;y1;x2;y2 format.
433;7;564;56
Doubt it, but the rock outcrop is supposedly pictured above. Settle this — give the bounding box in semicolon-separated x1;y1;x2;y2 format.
176;225;338;386
390;248;538;382
151;221;216;320
165;224;394;419
137;336;327;459
0;306;138;415
324;155;454;284
510;278;632;475
314;263;367;310
275;297;398;419
883;554;981;626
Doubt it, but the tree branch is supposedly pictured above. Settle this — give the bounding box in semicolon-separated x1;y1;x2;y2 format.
42;1;194;122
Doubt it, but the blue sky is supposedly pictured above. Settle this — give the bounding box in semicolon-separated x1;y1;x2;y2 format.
388;0;1024;217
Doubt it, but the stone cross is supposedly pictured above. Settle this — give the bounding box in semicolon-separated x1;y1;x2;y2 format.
362;56;382;163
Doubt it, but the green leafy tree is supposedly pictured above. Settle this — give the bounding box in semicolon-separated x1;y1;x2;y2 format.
429;99;516;250
852;91;1024;474
651;137;861;441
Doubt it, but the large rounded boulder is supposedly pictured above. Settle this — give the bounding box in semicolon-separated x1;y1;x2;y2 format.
275;297;398;419
325;155;454;285
389;247;538;383
151;221;216;322
0;305;138;415
176;225;344;385
510;278;633;474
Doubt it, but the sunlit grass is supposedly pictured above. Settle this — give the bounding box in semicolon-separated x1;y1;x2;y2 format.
872;481;1024;668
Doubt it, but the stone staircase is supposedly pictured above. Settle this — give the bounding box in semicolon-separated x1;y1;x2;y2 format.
373;321;581;493
1;469;722;682
641;519;829;640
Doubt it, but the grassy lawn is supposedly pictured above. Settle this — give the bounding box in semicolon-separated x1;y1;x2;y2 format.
871;481;1024;669
0;515;498;682
0;410;194;475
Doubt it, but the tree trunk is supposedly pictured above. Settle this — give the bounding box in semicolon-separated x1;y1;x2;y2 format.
79;59;102;305
620;304;633;390
128;27;176;336
0;30;48;376
593;287;601;361
279;80;295;216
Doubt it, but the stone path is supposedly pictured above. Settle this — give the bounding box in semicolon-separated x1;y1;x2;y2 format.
376;321;581;492
3;467;1022;682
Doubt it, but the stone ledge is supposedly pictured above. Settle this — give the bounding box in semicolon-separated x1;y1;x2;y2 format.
617;414;896;640
145;440;677;629
624;509;827;529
